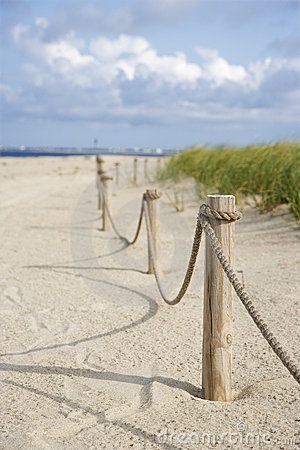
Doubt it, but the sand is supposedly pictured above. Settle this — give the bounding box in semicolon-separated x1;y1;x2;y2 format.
0;155;299;449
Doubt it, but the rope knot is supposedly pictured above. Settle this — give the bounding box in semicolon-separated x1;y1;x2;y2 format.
198;204;242;222
144;189;162;200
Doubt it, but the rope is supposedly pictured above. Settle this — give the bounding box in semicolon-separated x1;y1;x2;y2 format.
198;204;300;385
200;203;242;222
97;175;300;384
143;199;203;305
101;190;144;246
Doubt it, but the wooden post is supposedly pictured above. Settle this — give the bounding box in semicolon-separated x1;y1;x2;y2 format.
144;158;148;180
145;189;161;274
115;162;120;185
97;169;105;210
96;156;104;173
133;158;138;185
96;156;105;210
202;194;235;402
100;174;113;231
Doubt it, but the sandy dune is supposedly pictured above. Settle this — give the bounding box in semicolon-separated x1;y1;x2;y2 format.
0;155;299;449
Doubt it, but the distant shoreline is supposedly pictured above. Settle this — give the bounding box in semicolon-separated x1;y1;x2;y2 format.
0;148;177;158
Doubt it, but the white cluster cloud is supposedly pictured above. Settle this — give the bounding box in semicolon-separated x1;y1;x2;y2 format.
196;47;248;86
2;18;300;128
12;23;201;87
90;34;202;85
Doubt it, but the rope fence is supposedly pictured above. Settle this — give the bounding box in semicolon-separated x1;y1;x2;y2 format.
95;158;300;401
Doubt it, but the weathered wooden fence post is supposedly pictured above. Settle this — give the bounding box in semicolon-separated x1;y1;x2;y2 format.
100;174;113;231
96;156;104;173
145;189;161;274
97;168;105;211
202;194;235;402
96;157;105;210
133;158;138;185
144;158;148;180
115;162;120;185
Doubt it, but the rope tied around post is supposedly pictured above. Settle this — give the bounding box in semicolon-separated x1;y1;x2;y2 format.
144;189;161;201
96;171;300;385
146;200;300;385
198;204;300;385
199;203;242;222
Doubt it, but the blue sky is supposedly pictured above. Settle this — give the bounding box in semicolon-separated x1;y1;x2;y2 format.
0;0;300;148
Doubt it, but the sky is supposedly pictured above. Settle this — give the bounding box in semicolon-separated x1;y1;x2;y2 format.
0;0;300;149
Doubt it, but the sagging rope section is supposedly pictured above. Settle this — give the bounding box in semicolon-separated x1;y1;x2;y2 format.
99;181;300;385
101;190;144;246
144;199;203;305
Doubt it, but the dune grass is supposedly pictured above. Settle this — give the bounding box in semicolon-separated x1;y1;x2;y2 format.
159;142;300;220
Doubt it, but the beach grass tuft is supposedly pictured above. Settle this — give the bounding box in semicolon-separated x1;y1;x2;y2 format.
159;142;300;220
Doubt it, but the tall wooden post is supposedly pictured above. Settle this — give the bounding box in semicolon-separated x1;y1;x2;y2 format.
115;162;120;185
133;158;138;185
145;189;161;274
97;168;106;210
100;174;113;231
96;156;105;210
144;159;148;180
202;194;235;402
96;156;104;173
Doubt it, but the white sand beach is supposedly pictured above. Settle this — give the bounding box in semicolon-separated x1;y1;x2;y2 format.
0;155;299;449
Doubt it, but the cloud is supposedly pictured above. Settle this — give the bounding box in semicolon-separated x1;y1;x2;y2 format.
12;23;202;88
2;19;300;131
90;34;201;85
196;48;248;86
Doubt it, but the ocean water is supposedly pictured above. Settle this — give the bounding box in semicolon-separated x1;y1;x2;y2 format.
0;147;177;158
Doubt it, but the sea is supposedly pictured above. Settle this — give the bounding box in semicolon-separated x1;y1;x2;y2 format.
0;146;178;158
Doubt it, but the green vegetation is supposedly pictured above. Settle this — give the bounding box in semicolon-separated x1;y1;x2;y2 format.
166;190;185;212
160;142;300;220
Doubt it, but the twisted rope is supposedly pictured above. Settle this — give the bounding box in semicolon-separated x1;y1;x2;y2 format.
198;204;300;385
200;203;242;222
144;189;161;201
97;175;300;384
143;199;203;305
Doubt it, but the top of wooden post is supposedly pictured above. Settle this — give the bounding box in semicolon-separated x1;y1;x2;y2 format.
145;189;161;200
206;195;235;212
206;194;235;199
